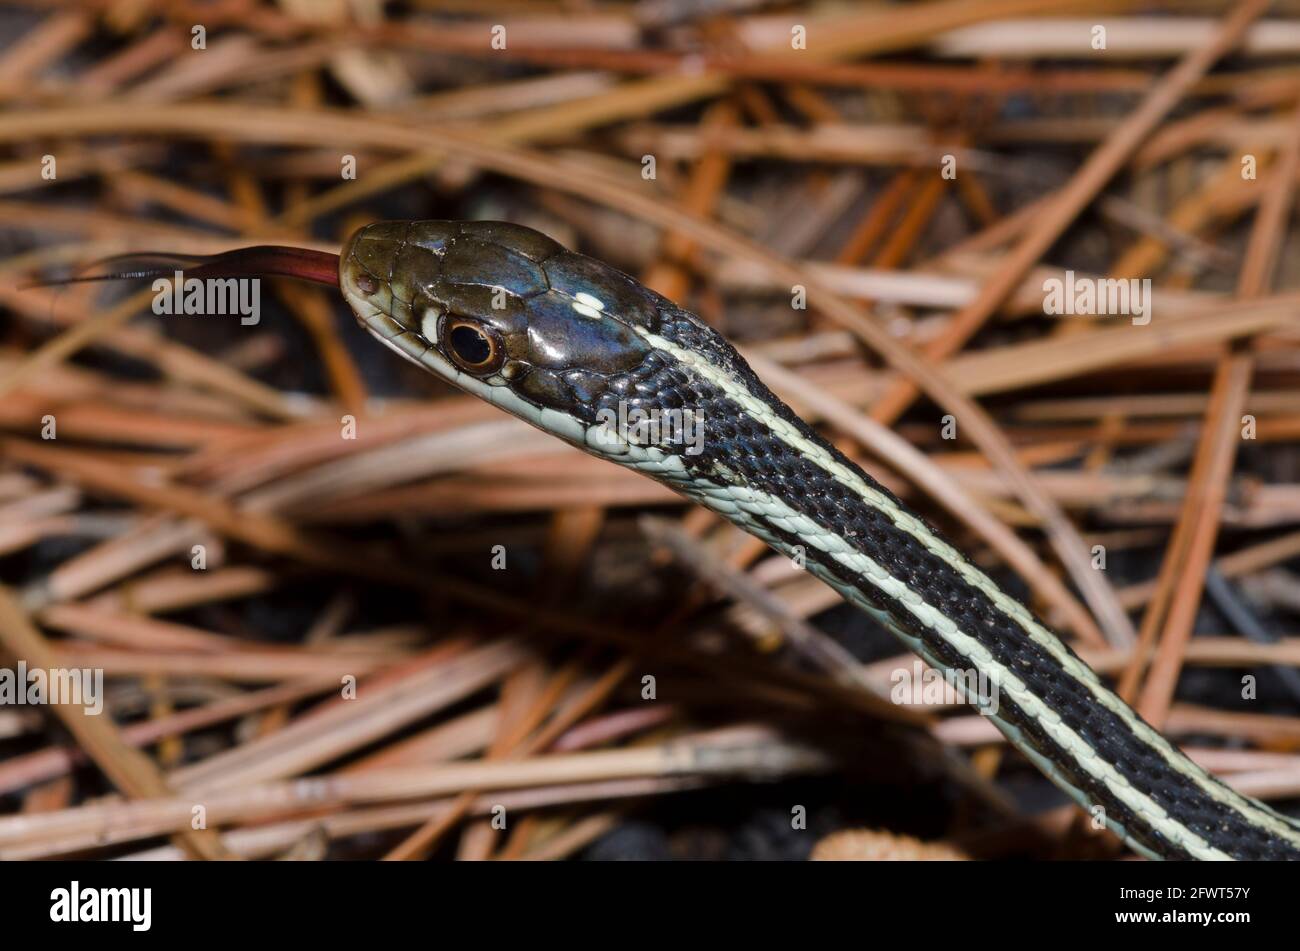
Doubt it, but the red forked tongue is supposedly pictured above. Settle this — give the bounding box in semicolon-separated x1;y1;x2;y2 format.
23;245;341;289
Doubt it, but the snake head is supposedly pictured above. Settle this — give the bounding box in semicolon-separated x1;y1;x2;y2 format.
340;219;665;444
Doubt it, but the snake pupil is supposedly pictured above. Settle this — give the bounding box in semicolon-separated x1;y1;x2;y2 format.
450;324;492;366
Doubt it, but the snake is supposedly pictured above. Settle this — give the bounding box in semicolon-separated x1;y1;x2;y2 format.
327;218;1300;860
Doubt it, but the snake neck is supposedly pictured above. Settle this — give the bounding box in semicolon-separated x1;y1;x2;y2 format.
590;298;1300;861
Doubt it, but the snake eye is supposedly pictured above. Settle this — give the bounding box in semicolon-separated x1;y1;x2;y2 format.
442;319;504;375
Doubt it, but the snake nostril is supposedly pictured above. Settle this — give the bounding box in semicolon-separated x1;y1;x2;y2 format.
355;272;379;295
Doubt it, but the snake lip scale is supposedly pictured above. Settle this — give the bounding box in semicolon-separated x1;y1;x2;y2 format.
324;218;1300;861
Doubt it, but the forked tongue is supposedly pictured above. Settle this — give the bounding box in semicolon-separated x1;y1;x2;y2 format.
23;245;340;289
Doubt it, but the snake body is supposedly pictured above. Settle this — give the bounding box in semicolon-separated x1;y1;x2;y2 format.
339;218;1300;860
